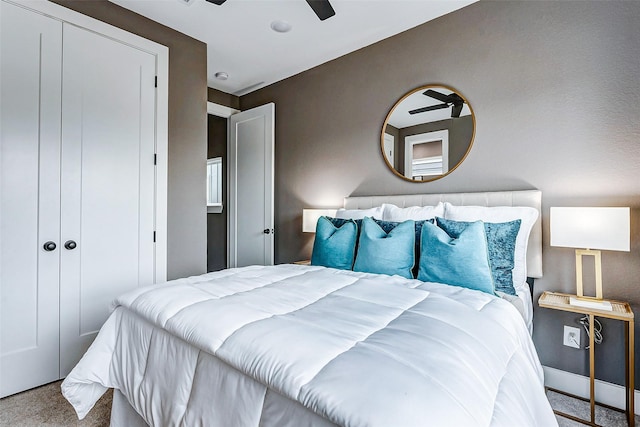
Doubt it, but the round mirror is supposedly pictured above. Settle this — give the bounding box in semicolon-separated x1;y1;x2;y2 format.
381;84;475;182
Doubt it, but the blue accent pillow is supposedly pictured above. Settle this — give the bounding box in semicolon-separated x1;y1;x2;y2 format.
417;221;494;294
353;217;415;279
374;218;433;278
311;216;358;270
436;217;521;295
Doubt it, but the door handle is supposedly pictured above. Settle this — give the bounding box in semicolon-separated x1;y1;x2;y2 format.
263;229;274;235
64;240;77;250
43;241;57;251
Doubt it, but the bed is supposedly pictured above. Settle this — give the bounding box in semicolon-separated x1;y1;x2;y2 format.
62;190;557;427
341;190;543;334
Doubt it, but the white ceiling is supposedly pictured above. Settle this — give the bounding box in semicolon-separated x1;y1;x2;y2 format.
110;0;476;95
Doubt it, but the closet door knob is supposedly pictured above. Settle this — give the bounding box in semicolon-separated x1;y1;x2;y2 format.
64;240;77;250
263;229;270;234
43;241;57;251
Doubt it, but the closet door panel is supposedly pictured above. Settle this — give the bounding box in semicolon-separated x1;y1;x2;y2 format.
0;1;62;397
59;23;157;375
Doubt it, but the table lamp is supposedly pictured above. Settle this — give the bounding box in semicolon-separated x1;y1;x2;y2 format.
302;209;338;233
550;207;630;309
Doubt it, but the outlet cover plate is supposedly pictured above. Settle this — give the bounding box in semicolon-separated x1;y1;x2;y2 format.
563;325;581;349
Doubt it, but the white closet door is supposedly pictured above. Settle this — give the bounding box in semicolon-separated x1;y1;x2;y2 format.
59;23;157;375
0;1;62;397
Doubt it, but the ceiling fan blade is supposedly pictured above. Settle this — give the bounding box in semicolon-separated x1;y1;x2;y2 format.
409;103;448;115
451;103;463;118
205;0;227;5
306;0;335;21
423;89;449;103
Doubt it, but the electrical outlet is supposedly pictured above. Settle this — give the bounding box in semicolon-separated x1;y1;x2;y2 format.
563;325;581;349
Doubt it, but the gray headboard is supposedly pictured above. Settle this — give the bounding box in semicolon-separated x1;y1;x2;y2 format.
343;190;542;278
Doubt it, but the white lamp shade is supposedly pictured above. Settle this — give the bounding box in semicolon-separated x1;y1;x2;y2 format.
550;207;630;251
302;209;338;233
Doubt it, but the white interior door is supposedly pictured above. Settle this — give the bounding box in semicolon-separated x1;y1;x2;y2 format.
58;23;158;376
383;133;395;167
229;103;275;267
0;1;63;398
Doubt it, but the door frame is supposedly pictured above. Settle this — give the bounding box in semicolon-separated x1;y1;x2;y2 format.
9;0;170;283
207;102;240;119
207;101;240;269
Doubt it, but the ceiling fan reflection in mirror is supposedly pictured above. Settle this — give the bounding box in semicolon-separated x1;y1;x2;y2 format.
204;0;336;21
409;89;465;118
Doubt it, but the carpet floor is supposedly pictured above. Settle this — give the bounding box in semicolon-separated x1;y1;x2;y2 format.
547;389;640;427
0;381;111;426
1;381;638;426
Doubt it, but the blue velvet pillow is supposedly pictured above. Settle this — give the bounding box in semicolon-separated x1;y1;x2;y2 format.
311;216;358;270
353;217;415;279
436;217;521;295
417;221;494;294
329;217;363;236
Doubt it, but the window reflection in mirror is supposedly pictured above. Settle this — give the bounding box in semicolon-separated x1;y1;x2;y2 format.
407;130;448;180
381;85;474;182
207;157;223;213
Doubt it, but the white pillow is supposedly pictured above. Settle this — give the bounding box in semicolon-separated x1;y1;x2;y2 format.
443;203;538;292
334;206;383;220
382;202;445;222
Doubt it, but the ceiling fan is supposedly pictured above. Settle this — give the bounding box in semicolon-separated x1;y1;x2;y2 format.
409;89;465;118
205;0;336;21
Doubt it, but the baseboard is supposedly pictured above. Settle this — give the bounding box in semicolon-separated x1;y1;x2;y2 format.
543;365;639;415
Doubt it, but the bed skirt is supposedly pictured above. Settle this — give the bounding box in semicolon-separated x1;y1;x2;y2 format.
110;389;148;427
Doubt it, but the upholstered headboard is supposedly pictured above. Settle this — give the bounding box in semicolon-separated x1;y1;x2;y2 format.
343;190;543;278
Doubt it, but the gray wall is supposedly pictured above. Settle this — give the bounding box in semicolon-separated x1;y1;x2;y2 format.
53;0;208;280
241;1;640;385
208;87;240;111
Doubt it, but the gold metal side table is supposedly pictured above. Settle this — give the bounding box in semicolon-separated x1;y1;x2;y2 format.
539;291;635;427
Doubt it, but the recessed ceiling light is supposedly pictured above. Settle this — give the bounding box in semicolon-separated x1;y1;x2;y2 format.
215;72;228;80
270;20;292;33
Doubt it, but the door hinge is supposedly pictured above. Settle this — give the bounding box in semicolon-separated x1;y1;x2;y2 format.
154;76;158;88
154;154;157;165
153;231;156;242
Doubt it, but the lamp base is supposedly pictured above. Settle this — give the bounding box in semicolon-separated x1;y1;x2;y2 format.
575;249;603;300
569;296;612;311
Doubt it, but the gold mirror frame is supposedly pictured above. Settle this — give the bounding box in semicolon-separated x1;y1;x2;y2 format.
381;84;475;183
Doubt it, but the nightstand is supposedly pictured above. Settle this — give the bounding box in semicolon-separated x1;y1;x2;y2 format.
293;260;310;265
538;291;635;427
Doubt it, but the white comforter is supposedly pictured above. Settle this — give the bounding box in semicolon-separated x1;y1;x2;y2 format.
62;264;557;426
